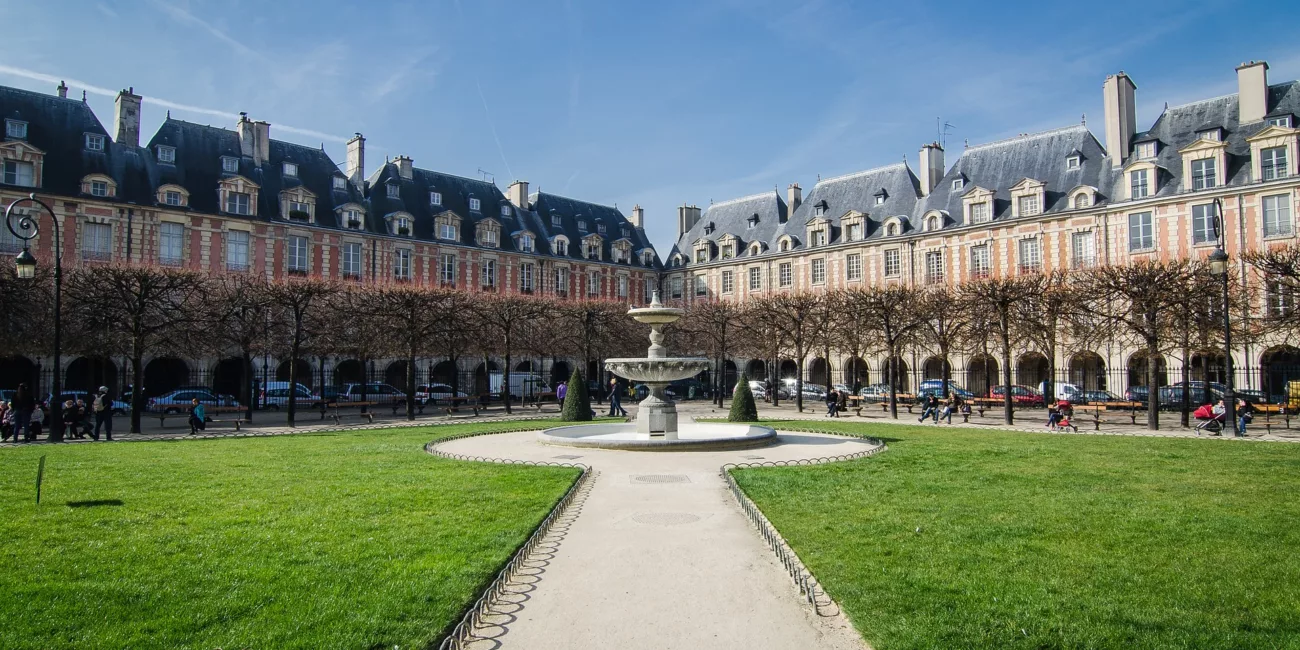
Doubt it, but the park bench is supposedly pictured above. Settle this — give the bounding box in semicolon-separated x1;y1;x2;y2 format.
434;395;481;416
1074;401;1147;429
1252;403;1289;434
389;399;426;416
154;405;247;430
319;400;378;425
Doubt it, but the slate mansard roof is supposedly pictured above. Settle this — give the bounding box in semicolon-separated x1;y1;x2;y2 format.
789;163;922;239
670;190;788;261
530;192;659;267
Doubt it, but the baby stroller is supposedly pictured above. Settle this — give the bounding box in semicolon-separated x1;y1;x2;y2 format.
1192;403;1223;435
1055;400;1078;432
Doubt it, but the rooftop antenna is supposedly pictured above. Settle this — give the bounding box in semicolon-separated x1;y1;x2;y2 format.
938;119;955;149
477;167;495;183
1081;113;1087;126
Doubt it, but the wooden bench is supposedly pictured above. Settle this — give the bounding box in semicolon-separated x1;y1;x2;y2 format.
1251;404;1289;434
319;400;378;424
155;405;247;430
435;395;480;416
1074;403;1147;429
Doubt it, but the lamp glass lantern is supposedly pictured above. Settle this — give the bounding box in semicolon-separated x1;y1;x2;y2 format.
1207;247;1229;278
14;247;36;279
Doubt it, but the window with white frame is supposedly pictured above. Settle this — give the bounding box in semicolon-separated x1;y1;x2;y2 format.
1192;204;1217;245
0;213;29;252
810;229;827;246
82;223;111;261
342;242;362;277
1018;238;1041;274
721;270;734;293
845;222;860;241
85;134;104;151
644;277;655;302
343;209;362;229
551;214;562;227
283;162;298;177
437;219;457;240
1137;141;1157;159
430;191;442;206
1263;194;1293;237
555;267;570;294
1191;158;1217;190
164;191;183;206
226;191;251;215
1128;212;1154;251
159;222;183;265
598;223;607;234
924;250;944;283
4;160;35;186
469;197;481;211
1262;146;1289;181
577;219;587;230
1073;193;1090;209
90;180;108;197
393;248;412;280
520;262;535;292
394;216;411;236
779;262;792;287
814;204;826;217
221;156;238;173
875;195;885;205
520;233;535;253
386;184;400;198
501;204;511;217
1067;155;1080;170
970;244;990;278
1267;116;1293;128
157;146;175;163
439;254;457;285
970;202;990;224
669;276;683;299
333;176;347;190
287;235;309;272
884;249;900;277
1071;231;1095;269
748;266;761;291
952;178;964;191
481;259;497;288
927;215;940;231
617;275;628;298
1017;195;1040;217
590;270;602;297
553;238;568;256
846;253;862;280
1130;169;1149;199
5;120;27;139
288;200;311;219
694;274;707;296
811;258;826;284
226;230;249;270
1265;275;1296;317
721;243;735;259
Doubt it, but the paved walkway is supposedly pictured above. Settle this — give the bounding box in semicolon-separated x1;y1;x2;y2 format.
436;428;877;650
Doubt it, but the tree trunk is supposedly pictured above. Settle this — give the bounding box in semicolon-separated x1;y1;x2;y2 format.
888;349;898;419
1146;340;1160;430
287;338;300;427
243;350;254;422
795;355;804;412
1180;346;1191;428
1001;331;1014;425
406;348;417;421
503;348;513;415
130;348;144;434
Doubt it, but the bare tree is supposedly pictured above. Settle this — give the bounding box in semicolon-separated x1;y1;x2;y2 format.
1243;243;1300;340
1013;271;1076;405
958;277;1039;424
759;292;824;412
843;286;923;419
736;297;787;407
916;285;968;399
678;299;747;407
474;292;552;414
371;284;458;420
211;274;273;421
266;278;337;426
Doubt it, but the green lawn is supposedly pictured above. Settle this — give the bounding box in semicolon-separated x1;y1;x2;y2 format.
0;421;579;650
733;421;1300;650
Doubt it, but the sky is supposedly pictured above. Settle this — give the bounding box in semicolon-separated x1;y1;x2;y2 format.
3;1;1300;252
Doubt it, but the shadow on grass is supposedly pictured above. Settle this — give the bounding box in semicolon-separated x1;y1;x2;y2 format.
66;499;124;508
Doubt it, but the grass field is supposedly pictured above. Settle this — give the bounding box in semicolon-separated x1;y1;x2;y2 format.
0;421;580;650
733;421;1300;650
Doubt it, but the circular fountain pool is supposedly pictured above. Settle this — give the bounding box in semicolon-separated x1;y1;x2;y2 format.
537;422;778;451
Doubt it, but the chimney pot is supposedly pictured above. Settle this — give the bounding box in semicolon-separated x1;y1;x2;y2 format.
918;142;945;197
56;81;67;98
787;183;802;212
630;204;644;229
507;180;529;209
395;155;413;180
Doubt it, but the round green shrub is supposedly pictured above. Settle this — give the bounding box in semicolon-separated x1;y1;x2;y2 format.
728;372;759;422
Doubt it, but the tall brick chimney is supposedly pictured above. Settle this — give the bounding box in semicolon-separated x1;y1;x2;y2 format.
346;133;365;185
114;87;141;147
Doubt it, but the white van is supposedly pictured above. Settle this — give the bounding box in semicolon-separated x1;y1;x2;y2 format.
489;373;551;400
1039;381;1084;403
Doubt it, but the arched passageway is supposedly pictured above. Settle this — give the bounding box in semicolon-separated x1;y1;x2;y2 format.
1069;352;1106;391
1016;352;1049;389
1262;346;1300;403
144;357;190;397
967;355;998;397
65;356;118;395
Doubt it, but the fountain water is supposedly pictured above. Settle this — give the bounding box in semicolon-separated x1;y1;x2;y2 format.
537;292;777;451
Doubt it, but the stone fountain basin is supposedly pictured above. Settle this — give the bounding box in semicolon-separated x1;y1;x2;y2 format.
538;422;778;451
628;310;684;325
605;357;711;383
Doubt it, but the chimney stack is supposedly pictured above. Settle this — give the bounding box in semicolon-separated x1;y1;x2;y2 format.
346;133;365;185
630;204;644;229
114;87;142;147
56;81;67;98
1102;72;1137;167
787;183;802;213
507;180;530;209
394;155;414;180
918;142;945;196
676;204;701;238
1237;60;1270;124
236;113;271;166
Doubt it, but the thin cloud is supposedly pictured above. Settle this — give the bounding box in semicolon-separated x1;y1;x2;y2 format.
146;0;265;61
95;3;118;18
476;78;514;181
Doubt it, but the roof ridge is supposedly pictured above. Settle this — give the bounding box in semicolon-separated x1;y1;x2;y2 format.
963;124;1089;153
707;190;778;209
536;191;618;211
1166;92;1238;112
816;161;910;186
413;166;500;187
0;84;93;106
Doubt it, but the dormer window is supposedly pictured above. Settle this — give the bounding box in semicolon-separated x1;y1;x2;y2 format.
926;215;940;231
1267;115;1293;128
430;191;442;206
748;214;759;228
436;213;459;240
5;120;27;139
970;202;991;223
283;162;298;177
552;214;562;227
721;243;735;259
164;191;183;206
469;197;481;212
553;237;569;256
845;222;860;241
221;156;238;173
386;184;400;198
85;134;105;152
810;229;826;246
333;176;347;190
478;222;500;246
1017;195;1040;216
156;145;176;164
814;202;826;217
500;204;511;217
520;233;535;253
394;216;411;236
703;222;714;235
288;200;312;220
779;239;790;252
90;180;108;197
1136;141;1157;159
749;243;762;256
598;223;607;234
1191;158;1217;190
344;209;362;229
875;195;885;205
82;174;116;199
887;223;898;236
1198;127;1223;142
1067;155;1080;170
1074;194;1090;208
622;226;630;238
951;178;964;191
577;219;587;230
642;251;655;265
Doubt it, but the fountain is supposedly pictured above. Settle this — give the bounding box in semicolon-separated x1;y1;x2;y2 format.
537;292;777;451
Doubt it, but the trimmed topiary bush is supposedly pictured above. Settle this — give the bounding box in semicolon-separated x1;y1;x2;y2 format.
560;367;592;421
729;372;759;422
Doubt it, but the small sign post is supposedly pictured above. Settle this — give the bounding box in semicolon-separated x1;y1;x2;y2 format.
35;455;46;504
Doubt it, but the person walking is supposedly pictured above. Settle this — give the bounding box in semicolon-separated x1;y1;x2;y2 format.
188;398;206;435
12;383;35;442
92;386;114;441
556;380;567;405
608;378;628;417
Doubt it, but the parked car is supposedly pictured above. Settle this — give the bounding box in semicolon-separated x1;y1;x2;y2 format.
916;386;975;401
1083;390;1123;403
666;378;710;400
416;383;470;404
338;383;407;405
747;380;789;401
1157;381;1229;409
988;385;1045;407
918;379;970;394
1234;388;1270;404
46;391;130;415
781;378;826;398
260;382;321;410
1037;381;1086;404
858;383;892;399
1124;386;1150;403
147;389;232;414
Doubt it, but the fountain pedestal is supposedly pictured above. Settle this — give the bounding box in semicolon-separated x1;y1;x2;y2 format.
638;383;677;437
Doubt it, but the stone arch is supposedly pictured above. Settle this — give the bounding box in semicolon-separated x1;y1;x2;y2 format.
515;360;536;373
1068;352;1106;391
65;356;118;395
1261;345;1300;402
550;360;572;386
334;359;365;385
967;354;998;397
883;356;909;392
385;360;409;388
922;356;949;380
144;357;190;397
1189;350;1227;385
745;359;767;381
808;357;830;386
212;357;247;402
475;360;501;396
779;359;798;379
722;359;737;395
1127;351;1167;394
843;356;869;388
276;359;313;390
0;356;38;392
1016;352;1049;389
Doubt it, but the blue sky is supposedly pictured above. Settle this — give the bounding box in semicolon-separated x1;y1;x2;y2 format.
3;1;1299;251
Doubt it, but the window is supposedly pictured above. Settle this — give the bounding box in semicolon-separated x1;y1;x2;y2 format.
159;222;183;265
554;238;568;256
342;242;362;278
884;249;900;277
393;216;410;235
333;176;347;190
551;214;562;227
5;120;26;139
283;162;298;177
779;262;792;287
1130;169;1149;198
1267;116;1293;128
222;157;238;173
439;254;456;286
875;195;885;205
1199;128;1221;142
226;191;251;215
811;258;826;284
386;184;400;198
585;240;601;260
1266;276;1296;317
810;229;826;246
288;200;311;219
520;233;535;253
1018;238;1041;274
430;191;442;206
779;239;790;252
1128;212;1154;251
85;134;104;151
1263;194;1293;237
1192;204;1217;245
924;250;944;283
598;223;607;234
555;267;570;295
845;222;860;241
164;191;183;206
814;204;826;217
1262;146;1288;181
846;253;862;280
90;180;108;197
469;198;481;211
927;215;939;231
747;215;758;229
1191;158;1216;190
287;235;309;273
157;146;175;163
721;244;735;259
693;274;707;296
518;262;535;292
226;230;249;270
1067;155;1080;170
617;275;628;298
3;160;34;186
970;245;990;279
749;266;762;291
669;276;683;299
501;204;511;217
393;249;412;280
82;223;111;261
589;271;601;297
1017;195;1040;217
1137;142;1156;159
644;277;655;302
952;179;963;191
0;213;28;252
1071;232;1095;269
1073;194;1090;209
481;259;497;288
721;270;734;293
438;221;457;240
970;202;990;224
343;209;362;229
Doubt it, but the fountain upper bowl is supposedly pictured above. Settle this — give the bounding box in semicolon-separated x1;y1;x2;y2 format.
627;306;684;326
606;357;711;383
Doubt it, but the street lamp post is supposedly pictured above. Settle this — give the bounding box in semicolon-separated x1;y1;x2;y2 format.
5;193;64;442
1208;198;1237;436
